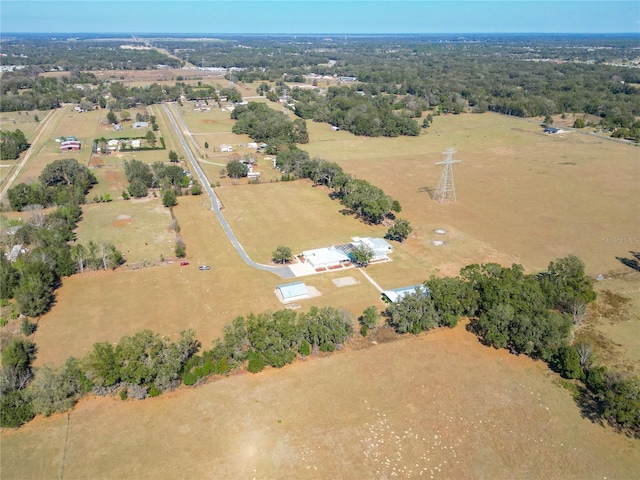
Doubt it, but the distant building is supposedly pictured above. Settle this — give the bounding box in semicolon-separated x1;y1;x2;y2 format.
132;121;149;128
544;126;565;134
220;144;233;153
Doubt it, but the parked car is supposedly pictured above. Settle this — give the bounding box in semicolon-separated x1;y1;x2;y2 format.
199;265;211;271
180;261;189;266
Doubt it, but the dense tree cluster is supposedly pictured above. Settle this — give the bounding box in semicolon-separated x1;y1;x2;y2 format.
0;129;29;160
292;86;421;137
8;158;96;211
124;159;153;197
231;102;308;152
217;307;353;373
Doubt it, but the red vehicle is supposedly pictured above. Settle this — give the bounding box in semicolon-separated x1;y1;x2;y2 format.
180;261;189;266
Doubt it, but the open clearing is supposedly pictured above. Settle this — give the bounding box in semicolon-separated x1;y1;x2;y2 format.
3;322;639;479
304;113;640;276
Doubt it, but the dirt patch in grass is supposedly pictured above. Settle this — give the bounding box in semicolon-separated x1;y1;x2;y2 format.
112;214;132;227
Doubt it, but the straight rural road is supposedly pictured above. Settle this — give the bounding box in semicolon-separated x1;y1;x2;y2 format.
162;103;295;279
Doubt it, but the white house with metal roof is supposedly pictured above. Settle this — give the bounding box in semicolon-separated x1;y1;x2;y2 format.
350;237;393;261
302;246;351;270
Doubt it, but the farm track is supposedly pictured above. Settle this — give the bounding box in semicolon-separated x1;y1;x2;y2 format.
0;108;60;200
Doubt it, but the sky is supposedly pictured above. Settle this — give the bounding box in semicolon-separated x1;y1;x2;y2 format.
1;0;639;35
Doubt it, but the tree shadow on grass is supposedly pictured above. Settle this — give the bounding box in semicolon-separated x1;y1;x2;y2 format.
573;386;605;427
616;251;640;272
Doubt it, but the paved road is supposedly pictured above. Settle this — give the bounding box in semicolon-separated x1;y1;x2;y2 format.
162;103;295;279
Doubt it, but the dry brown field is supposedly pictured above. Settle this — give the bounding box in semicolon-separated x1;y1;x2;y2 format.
303;112;640;277
0;110;46;140
3;322;639;479
2;100;640;479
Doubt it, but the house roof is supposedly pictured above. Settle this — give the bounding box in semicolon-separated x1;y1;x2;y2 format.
276;282;309;300
351;237;393;256
382;284;429;303
302;247;350;267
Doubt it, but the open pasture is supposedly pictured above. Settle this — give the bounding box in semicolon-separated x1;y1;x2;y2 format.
34;195;384;366
304;112;640;276
89;68;226;87
73;197;175;265
577;273;640;374
216;180;384;263
4;322;639;479
0;110;47;140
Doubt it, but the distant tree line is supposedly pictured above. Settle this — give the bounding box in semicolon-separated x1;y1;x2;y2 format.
160;35;640;139
2;35;639;139
0;38;182;70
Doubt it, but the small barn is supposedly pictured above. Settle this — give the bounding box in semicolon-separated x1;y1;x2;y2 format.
60;140;81;151
220;144;233;153
133;121;149;129
276;282;309;302
382;284;429;303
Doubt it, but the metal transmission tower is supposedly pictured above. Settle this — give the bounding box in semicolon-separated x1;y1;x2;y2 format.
434;148;461;203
